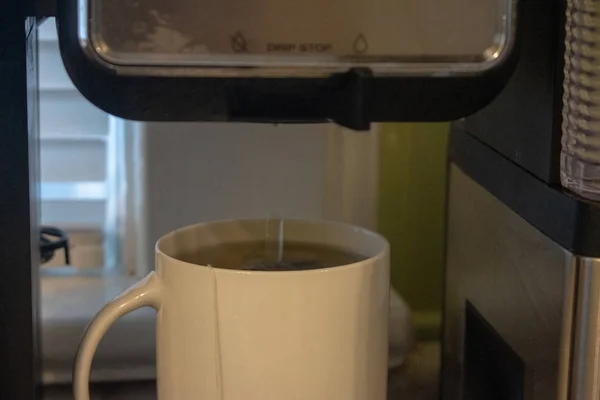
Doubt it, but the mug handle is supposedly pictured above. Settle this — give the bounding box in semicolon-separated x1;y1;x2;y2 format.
73;272;162;400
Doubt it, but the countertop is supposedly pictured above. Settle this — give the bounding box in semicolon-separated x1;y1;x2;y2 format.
44;342;441;400
388;341;440;400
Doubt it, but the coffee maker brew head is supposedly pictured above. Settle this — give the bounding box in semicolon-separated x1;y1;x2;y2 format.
54;0;517;129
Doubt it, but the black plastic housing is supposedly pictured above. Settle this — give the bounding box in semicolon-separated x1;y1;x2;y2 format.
56;0;522;130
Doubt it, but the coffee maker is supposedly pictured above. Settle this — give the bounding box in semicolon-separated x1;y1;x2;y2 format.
442;1;600;399
3;0;589;399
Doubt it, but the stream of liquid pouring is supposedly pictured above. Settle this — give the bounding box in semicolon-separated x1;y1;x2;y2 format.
265;217;285;262
278;219;284;261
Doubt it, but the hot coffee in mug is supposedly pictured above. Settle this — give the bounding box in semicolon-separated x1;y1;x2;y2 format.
74;219;390;400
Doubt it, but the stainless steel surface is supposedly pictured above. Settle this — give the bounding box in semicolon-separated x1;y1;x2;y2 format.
442;165;576;400
77;0;515;77
558;258;577;400
570;257;600;400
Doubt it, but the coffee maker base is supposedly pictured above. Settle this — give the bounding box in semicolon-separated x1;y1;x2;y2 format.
442;163;600;400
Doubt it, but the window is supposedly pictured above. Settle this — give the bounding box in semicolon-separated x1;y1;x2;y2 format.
38;18;147;386
38;18;125;272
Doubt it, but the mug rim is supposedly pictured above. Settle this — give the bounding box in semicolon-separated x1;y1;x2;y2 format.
155;218;389;275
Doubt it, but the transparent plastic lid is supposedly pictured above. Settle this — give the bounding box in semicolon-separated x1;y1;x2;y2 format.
81;0;513;76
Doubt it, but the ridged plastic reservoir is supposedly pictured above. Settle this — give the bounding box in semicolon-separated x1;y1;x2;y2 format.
561;0;600;200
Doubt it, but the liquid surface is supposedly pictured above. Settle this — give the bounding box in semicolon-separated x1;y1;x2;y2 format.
177;241;366;271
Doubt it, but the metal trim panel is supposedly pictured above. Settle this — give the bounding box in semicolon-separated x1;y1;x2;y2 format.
569;256;600;400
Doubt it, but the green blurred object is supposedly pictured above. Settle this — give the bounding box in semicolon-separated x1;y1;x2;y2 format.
378;123;449;340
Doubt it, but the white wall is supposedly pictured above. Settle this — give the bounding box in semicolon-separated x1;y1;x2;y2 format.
124;122;378;275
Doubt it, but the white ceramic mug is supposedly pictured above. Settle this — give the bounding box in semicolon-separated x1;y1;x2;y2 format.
74;219;390;400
